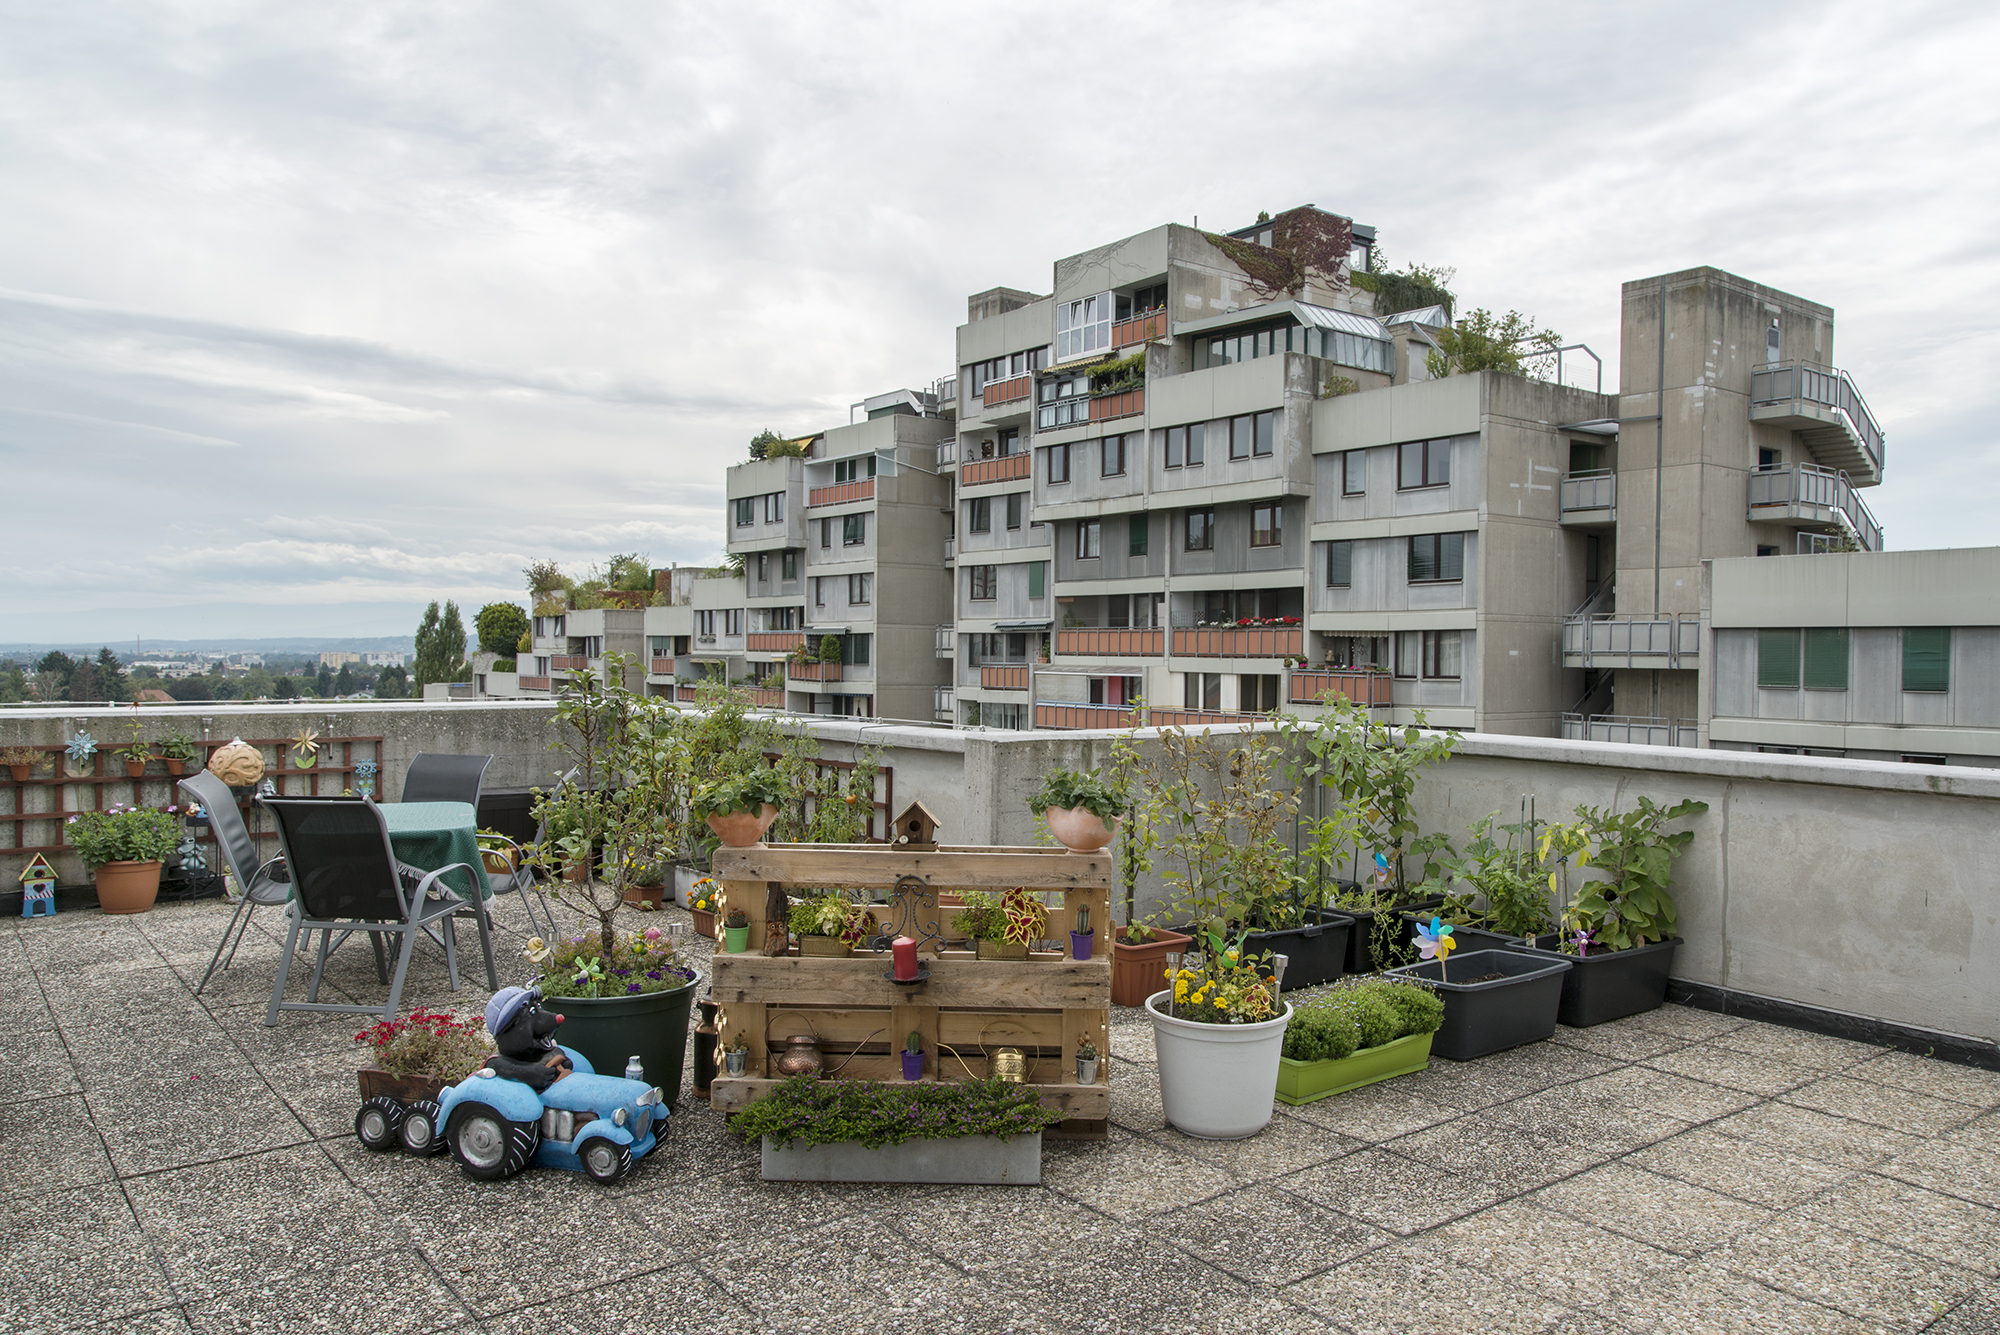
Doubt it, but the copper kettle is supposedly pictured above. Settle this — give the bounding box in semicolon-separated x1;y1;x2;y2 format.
773;1033;823;1078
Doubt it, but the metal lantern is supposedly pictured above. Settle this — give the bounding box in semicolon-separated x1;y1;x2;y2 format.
208;737;265;787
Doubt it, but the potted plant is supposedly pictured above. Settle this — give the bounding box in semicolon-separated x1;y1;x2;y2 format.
957;888;1045;960
1386;917;1573;1060
115;741;152;778
1028;768;1127;853
693;768;786;847
1110;920;1194;1007
1513;797;1708;1027
788;892;875;957
689;877;719;937
1275;975;1444;1105
352;1009;495;1155
67;802;180;914
2;746;47;783
156;728;199;778
1406;809;1555;952
900;1031;925;1081
618;848;668;908
730;1075;1062;1184
1153;928;1291;1139
723;908;749;953
1069;905;1095;961
1075;1038;1099;1085
722;1032;749;1078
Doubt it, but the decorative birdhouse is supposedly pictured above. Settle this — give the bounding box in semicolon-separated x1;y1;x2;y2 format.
19;853;56;919
891;801;942;851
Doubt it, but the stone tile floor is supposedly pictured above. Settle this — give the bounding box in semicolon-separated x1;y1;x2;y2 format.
7;893;1999;1335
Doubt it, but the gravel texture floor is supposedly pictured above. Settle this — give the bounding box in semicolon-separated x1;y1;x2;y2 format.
8;891;1999;1335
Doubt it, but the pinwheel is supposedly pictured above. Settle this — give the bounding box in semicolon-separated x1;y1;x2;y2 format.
1414;915;1456;980
65;731;97;766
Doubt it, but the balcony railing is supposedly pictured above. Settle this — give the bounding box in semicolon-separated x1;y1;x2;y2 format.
937;440;956;465
960;453;1032;487
1035;701;1135;731
935;624;954;657
1054;627;1163;657
1560;713;1699;749
676;684;702;703
517;676;551;691
1560;470;1616;515
787;660;843;683
1747;464;1882;552
649;656;676;676
1288;669;1394;707
748;688;786;709
943;537;955;563
1089;388;1144;423
808;478;875;508
983;375;1032;409
1111;309;1168;350
1148;707;1266;729
934;687;954;721
1561;616;1700;669
1749;360;1885;479
549;655;590;672
746;631;806;653
1172;626;1303;659
980;665;1029;692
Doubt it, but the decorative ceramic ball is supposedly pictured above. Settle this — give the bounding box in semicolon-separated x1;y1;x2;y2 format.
208;737;266;786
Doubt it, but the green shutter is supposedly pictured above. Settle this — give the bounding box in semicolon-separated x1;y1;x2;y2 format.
1028;562;1045;600
1128;514;1148;557
1801;628;1849;690
1903;627;1950;692
1757;629;1801;689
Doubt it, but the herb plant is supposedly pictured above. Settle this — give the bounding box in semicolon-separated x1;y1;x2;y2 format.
1028;768;1128;822
728;1075;1064;1149
1281;977;1443;1062
155;729;199;762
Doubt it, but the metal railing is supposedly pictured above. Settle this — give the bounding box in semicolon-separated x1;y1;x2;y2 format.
1034;701;1135;731
746;631;806;653
1172;626;1303;659
1749;360;1885;476
1053;627;1164;657
1560;470;1616;513
1560;713;1699;748
517;676;551;691
1288;669;1394;707
934;687;953;721
1561;616;1700;668
980;665;1029;692
648;657;675;676
786;661;843;683
960;453;1032;487
1089;388;1144;423
1111;308;1168;349
983;375;1032;408
1747;463;1882;551
808;478;875;508
1149;707;1268;728
934;624;954;655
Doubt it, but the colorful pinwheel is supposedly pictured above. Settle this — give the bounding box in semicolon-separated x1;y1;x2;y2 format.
1415;916;1456;979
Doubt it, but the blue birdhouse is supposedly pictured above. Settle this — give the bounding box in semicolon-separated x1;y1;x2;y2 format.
19;854;56;919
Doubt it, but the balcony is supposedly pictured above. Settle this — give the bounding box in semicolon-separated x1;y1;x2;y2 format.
1748;464;1882;552
1173;626;1303;659
1089;388;1144;423
517;675;551;691
1111;308;1168;350
748;688;786;709
1561;713;1699;748
808;478;875;508
1749;360;1885;484
787;660;843;683
943;537;955;564
676;683;702;703
983;375;1032;409
548;655;590;672
1561;616;1700;669
1054;627;1163;657
649;656;676;676
937;440;956;465
1560;470;1616;524
980;665;1029;691
1148;707;1266;729
935;624;954;657
961;453;1032;487
934;687;953;722
1035;701;1135;730
746;631;806;654
1288;669;1394;707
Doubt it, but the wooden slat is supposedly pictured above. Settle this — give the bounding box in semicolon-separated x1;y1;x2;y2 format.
711;954;1109;1009
936;1011;1064;1047
717;1001;767;1078
713;845;1114;890
709;1077;1108;1120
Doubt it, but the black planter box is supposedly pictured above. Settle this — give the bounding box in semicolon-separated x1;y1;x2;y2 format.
1389;949;1572;1060
1343;895;1446;974
1242;912;1354;991
1517;935;1680;1027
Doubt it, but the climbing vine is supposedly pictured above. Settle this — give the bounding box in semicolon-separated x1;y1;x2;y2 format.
1203;206;1354;301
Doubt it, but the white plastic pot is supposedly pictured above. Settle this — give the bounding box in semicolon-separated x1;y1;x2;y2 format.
1145;991;1292;1140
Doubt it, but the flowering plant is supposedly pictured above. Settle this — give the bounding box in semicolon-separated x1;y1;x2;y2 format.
689;877;719;913
524;922;693;1000
68;804;181;867
1168;928;1278;1025
352;1009;493;1081
1194;616;1302;629
787;892;877;946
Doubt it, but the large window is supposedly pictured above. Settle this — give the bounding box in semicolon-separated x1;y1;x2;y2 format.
1239;674;1281;712
724;609;743;636
842;634;871;666
1047;443;1071;484
812;577;825;608
1102;434;1127;477
964;348;1048;399
1326;540;1352;587
1757;629;1800;689
1408;532;1466;583
755;553;769;582
1196;320;1391;374
781;550;797;581
1342;450;1366;496
1028;562;1045;599
1077;520;1101;560
763;492;784;523
968;497;991;533
833;456;877;484
1037;374;1090;429
1250;504;1282;548
969;565;997;600
847;573;872;605
1056;291;1111;360
1398;439;1451;489
1183;672;1222;711
1184;508;1215;552
1421;630;1462;680
842;514;867;546
1803;628;1848;690
1117;283;1167;319
1903;627;1950;692
1162;422;1206;469
733;498;754;527
1129;514;1149;557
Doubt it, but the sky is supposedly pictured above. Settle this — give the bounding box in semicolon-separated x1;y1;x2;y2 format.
2;1;1996;643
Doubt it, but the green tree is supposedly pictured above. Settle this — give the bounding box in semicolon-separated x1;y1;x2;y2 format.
164;676;213;702
271;675;299;701
0;663;25;702
412;600;470;691
91;647;128;702
475;602;530;655
1426;308;1562;380
316;667;336;697
334;664;356;695
748;428;783;460
376;664;408;698
240;666;275;699
36;651;75;695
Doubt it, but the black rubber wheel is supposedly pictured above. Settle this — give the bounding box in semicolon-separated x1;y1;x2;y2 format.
399;1099;447;1156
354;1096;404;1151
576;1135;633;1185
445;1102;539;1180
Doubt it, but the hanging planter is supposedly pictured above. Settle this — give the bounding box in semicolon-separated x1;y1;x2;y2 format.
1027;769;1127;853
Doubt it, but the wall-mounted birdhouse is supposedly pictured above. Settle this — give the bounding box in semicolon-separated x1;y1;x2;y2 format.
890;800;942;851
19;853;56;919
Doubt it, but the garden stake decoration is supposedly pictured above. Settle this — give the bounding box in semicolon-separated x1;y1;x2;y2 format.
290;728;321;768
65;731;97;774
1414;916;1456;981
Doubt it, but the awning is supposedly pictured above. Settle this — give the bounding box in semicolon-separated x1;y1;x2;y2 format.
803;624;851;635
994;620;1053;632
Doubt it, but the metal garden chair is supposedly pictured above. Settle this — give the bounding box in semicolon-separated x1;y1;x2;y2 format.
399;752;494;806
178;768;294;996
467;765;575;940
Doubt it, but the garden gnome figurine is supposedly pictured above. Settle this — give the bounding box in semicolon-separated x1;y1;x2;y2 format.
483;986;573;1090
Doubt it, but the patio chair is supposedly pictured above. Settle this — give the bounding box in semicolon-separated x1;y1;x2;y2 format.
471;765;575;940
261;796;497;1025
179;769;293;996
399;752;494;807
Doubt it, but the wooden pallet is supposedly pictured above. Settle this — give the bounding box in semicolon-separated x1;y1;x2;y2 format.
707;842;1113;1137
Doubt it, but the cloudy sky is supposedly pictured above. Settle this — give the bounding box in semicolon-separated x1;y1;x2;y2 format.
2;1;1994;644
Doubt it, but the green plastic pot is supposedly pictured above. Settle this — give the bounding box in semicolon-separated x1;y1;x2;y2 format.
1275;1031;1433;1105
724;925;749;953
552;976;697;1108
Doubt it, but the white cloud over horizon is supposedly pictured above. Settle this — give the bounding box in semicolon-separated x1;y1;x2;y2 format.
2;1;1996;643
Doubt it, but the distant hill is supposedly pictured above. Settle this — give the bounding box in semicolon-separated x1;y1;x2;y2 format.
0;637;416;661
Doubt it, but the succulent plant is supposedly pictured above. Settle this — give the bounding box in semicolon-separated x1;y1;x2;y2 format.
1076;1039;1097;1062
905;1030;923;1055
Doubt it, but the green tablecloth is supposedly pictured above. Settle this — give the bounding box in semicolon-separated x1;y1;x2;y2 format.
380;801;492;902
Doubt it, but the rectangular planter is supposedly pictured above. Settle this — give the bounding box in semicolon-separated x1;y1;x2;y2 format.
1243;912;1354;991
976;940;1028;962
760;1132;1041;1184
356;1068;448;1104
1388;949;1572;1061
1111;926;1193;1007
799;936;851;958
1516;935;1681;1027
1275;1031;1434;1105
1343;896;1446;974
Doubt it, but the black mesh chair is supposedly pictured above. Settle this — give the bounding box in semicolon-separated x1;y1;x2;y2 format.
399;753;493;807
468;765;574;940
261;796;496;1025
179;769;294;995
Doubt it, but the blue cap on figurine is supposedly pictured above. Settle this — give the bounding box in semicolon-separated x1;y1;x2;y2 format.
486;986;534;1037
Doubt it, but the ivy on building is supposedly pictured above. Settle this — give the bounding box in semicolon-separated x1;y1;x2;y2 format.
1202;206;1354;301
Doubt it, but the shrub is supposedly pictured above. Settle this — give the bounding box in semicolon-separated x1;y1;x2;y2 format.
475;603;531;656
68;804;180;866
729;1075;1064;1149
1281;976;1443;1062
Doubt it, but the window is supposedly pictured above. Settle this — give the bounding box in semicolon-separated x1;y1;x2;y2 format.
842;514;867;546
1901;753;1949;766
1005;493;1023;530
969;565;997;600
847;573;872;605
696;610;714;638
1102;434;1126;477
1253;410;1274;458
833;456;877;484
1326;540;1352;587
1408;532;1465;582
1394;631;1419;679
1421;630;1462;680
1184;508;1214;551
1342;450;1366;496
843;634;871;666
764;492;784;523
1077;520;1101;559
1128;514;1148;557
1903;627;1950;692
1047;443;1071;484
1239;674;1281;712
813;577;825;608
733;498;754;527
1803;628;1848;690
1398;439;1450;489
1758;448;1782;471
1037;373;1090;429
1183;673;1222;711
1228;414;1253;461
818;518;831;549
968;497;991;533
781;550;797;581
1162;422;1208;469
1056;291;1111;360
1251;504;1282;548
1758;629;1801;689
1028;562;1045;599
724;609;743;637
1116;283;1167;319
755;553;769;582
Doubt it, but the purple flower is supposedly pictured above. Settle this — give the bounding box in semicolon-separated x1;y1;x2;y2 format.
645;970;662;980
626;983;642;994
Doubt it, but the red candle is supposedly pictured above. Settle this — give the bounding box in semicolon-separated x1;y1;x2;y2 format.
892;935;919;981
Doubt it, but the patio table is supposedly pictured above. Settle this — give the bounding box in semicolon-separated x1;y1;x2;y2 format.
380;800;492;903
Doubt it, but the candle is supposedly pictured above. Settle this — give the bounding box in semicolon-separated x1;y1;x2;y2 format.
892;935;919;981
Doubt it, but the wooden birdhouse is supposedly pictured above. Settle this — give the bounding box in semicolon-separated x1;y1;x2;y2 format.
890;800;943;851
19;853;56;919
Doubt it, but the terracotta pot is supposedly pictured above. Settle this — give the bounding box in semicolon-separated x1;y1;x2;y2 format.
1044;806;1119;853
163;759;187;777
356;1067;450;1105
691;907;716;939
94;860;163;915
705;804;778;847
7;764;28;783
623;883;665;908
1111;926;1194;1007
123;760;148;778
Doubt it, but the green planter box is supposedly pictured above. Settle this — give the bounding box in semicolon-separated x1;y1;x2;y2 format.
1274;1031;1434;1106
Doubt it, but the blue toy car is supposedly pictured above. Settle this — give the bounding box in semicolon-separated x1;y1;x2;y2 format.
437;1045;666;1184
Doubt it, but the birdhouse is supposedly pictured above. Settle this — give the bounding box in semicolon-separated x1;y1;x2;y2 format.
19;853;56;919
891;801;943;851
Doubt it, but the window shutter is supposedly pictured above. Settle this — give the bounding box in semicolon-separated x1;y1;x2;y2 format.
1902;627;1950;692
1757;629;1801;689
1801;628;1849;690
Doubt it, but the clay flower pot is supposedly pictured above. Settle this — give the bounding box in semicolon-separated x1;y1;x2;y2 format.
705;804;778;847
7;764;29;783
123;760;148;778
163;759;187;777
94;860;163;914
1043;806;1119;853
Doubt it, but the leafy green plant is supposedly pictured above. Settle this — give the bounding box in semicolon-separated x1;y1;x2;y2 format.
1421;811;1555;939
1425;307;1561;380
521;923;691;1000
474;602;530;656
352;1009;495;1082
1561;797;1708;952
787;892;875;945
692;767;787;819
154;729;198;763
1027;768;1127;821
0;746;47;771
728;1076;1064;1149
68;804;180;866
1281;976;1443;1062
953;891;1008;942
818;634;841;665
